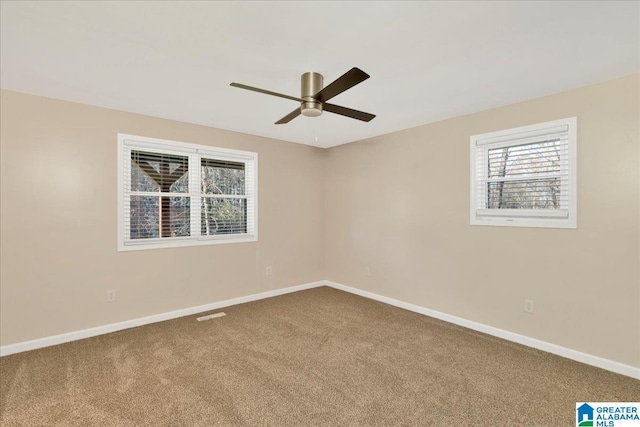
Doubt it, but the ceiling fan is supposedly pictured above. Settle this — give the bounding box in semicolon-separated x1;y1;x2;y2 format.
230;67;375;124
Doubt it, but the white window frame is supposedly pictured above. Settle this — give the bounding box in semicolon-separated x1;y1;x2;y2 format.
117;134;258;251
470;118;577;229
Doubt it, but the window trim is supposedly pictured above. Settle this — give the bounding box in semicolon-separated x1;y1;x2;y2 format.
469;117;577;229
117;134;258;251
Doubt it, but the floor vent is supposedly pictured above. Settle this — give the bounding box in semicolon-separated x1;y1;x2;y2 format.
197;312;226;322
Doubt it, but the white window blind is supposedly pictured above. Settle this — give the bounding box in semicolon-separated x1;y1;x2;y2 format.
470;118;577;229
118;134;257;251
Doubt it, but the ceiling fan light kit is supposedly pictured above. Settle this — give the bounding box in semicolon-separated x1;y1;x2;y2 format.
230;67;375;124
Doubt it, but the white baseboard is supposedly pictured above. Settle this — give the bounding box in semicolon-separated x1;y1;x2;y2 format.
0;281;325;357
3;279;638;380
324;280;640;380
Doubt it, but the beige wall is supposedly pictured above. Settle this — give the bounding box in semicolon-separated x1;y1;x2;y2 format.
324;75;640;368
0;90;325;346
2;75;639;369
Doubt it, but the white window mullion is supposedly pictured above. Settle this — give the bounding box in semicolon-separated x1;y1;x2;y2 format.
483;173;567;183
200;194;249;200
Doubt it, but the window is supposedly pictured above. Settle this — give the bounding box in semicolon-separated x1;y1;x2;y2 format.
118;134;257;251
470;118;576;228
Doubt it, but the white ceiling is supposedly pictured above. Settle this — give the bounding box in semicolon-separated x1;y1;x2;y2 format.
1;1;638;148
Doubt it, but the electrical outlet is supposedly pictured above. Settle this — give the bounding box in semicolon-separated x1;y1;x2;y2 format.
107;289;116;303
364;266;371;277
266;266;273;276
524;299;535;314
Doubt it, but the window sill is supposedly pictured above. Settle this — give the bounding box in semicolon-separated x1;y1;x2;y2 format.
118;235;258;252
471;216;576;229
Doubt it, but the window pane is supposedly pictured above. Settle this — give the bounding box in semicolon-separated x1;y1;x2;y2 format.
130;196;190;239
488;140;563;179
131;162;159;192
167;197;191;237
201;159;245;195
487;178;562;209
201;198;247;235
131;151;188;193
130;196;159;239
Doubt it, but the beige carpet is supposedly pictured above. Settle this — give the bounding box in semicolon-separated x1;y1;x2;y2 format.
1;286;638;426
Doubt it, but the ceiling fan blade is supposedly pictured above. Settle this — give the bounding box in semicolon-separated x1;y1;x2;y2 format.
230;82;304;103
275;108;301;124
323;103;376;122
314;67;370;103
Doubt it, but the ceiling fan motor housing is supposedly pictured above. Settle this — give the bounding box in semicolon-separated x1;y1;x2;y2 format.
301;72;323;117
